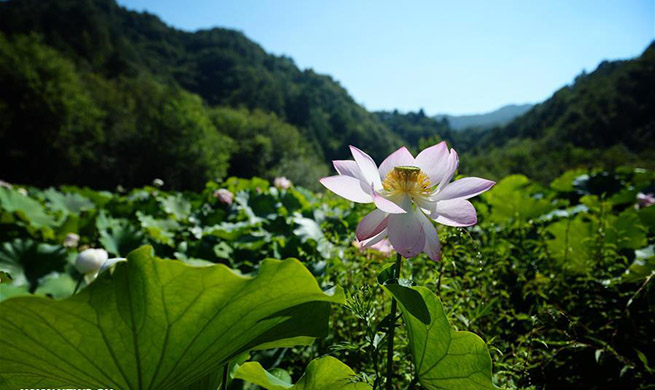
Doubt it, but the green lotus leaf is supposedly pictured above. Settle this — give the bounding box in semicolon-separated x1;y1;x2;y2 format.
0;187;58;229
0;238;68;292
160;193;192;221
42;188;95;215
483;175;554;224
235;356;371;390
547;216;596;273
0;246;345;389
97;213;146;257
137;211;180;246
621;245;655;284
384;285;496;390
606;209;647;250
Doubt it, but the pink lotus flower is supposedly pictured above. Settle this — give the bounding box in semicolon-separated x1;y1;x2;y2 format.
320;143;494;261
637;192;655;209
274;176;292;189
213;188;233;205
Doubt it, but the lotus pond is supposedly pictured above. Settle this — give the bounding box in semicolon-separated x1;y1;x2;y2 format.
0;166;653;389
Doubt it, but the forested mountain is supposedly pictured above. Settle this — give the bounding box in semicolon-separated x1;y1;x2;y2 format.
374;109;453;149
462;43;655;182
435;103;534;130
0;0;653;189
0;0;401;189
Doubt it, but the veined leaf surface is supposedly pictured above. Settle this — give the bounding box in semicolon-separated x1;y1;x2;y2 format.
0;246;344;390
385;285;496;390
235;356;371;390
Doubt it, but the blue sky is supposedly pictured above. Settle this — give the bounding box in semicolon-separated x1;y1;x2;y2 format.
117;0;654;115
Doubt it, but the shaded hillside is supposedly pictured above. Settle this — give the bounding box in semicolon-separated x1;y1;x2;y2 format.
374;109;453;151
0;0;401;165
462;43;655;183
0;0;409;190
435;103;534;130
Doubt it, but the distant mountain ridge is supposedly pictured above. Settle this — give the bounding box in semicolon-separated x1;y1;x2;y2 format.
460;43;655;182
435;104;534;130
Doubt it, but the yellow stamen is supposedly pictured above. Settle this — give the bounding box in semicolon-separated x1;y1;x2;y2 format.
382;166;432;197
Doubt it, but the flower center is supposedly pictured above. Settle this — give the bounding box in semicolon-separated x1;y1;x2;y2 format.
382;166;432;197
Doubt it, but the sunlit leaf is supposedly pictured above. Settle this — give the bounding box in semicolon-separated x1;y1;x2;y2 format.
547;217;596;273
235;356;371;390
0;246;345;389
550;168;587;193
42;188;95;215
483;175;554;224
384;285;496;390
621;246;655;284
160;193;192;221
137;211;180;246
0;187;58;229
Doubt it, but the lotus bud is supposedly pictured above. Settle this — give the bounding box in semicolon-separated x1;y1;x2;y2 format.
152;178;164;188
63;233;80;248
274;176;292;190
637;192;655;209
213;188;233;205
17;188;28;196
75;248;108;275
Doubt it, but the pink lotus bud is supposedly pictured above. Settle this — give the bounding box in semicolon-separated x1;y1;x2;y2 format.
63;233;80;248
274;177;292;190
213;188;233;205
637;192;655;208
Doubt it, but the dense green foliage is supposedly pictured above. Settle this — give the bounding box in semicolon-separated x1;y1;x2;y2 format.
1;1;654;388
1;167;653;389
0;0;401;190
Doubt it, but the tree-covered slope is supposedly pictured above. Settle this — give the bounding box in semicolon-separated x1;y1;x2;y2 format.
462;43;655;182
1;0;653;189
0;0;401;164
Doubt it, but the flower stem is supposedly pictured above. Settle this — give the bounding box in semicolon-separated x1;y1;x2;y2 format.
385;253;402;390
72;277;83;295
221;362;229;390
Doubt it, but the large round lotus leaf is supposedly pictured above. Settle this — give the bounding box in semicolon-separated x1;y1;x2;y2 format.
0;246;344;390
